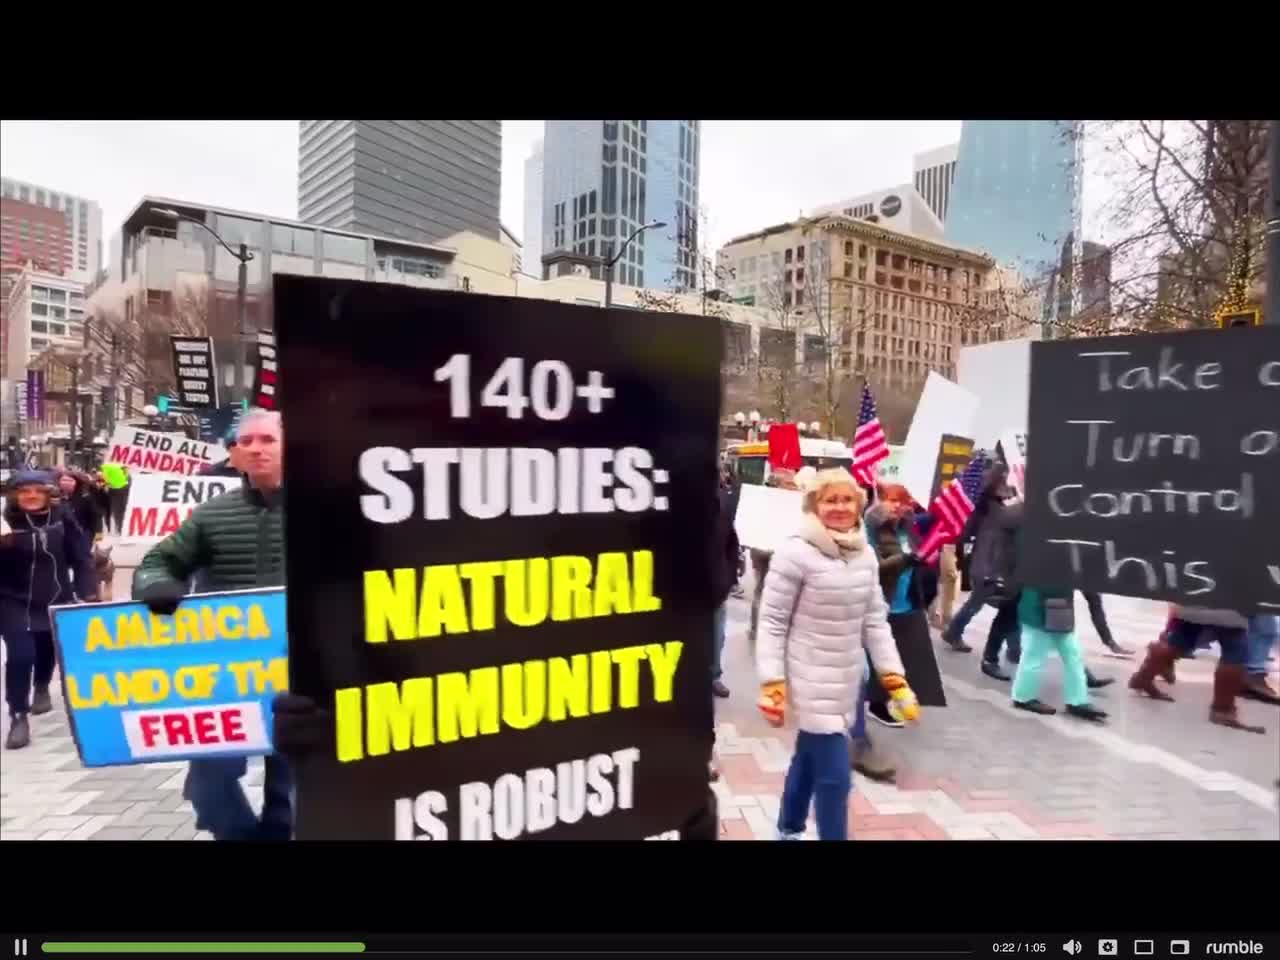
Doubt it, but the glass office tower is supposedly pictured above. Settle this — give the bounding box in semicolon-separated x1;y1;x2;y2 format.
540;120;701;290
944;120;1083;277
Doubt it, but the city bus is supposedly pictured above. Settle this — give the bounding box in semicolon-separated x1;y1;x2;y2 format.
723;436;855;486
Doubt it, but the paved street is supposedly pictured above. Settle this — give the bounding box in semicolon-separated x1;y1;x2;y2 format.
2;565;1278;840
713;581;1280;840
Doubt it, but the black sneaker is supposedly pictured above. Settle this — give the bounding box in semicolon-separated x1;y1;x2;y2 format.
712;680;730;699
944;635;972;653
1086;672;1115;690
1066;704;1108;723
981;660;1012;682
868;701;904;728
1013;699;1057;715
5;715;31;750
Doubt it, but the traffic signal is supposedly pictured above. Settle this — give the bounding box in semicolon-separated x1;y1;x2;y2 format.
1217;308;1260;328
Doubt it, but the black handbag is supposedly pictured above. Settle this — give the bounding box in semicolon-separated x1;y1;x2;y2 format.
1043;596;1075;633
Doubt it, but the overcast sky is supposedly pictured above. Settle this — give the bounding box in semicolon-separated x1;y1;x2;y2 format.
0;120;1106;258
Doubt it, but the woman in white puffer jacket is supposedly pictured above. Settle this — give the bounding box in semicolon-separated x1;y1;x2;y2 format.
755;467;922;841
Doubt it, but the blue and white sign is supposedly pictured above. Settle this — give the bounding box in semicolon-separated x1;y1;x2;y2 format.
50;588;288;767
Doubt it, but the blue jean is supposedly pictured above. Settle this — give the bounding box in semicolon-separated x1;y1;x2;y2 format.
943;581;994;645
778;730;852;841
712;603;727;681
1165;619;1247;665
1246;614;1278;677
184;753;294;841
3;629;56;717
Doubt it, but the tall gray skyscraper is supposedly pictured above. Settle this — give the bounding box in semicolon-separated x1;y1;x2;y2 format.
298;121;501;243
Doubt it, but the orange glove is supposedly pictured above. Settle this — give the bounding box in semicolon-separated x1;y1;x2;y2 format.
758;680;786;727
879;673;920;723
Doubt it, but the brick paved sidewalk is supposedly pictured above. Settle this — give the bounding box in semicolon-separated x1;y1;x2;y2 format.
3;583;1277;840
712;591;1280;841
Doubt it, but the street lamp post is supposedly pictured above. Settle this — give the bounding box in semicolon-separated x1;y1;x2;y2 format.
154;207;254;403
603;221;667;308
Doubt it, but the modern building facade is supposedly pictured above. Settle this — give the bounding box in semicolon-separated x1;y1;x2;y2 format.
811;185;944;239
523;139;544;276
82;196;486;432
1039;236;1113;338
810;142;958;241
500;224;522;276
297;121;502;244
913;143;959;225
0;178;104;284
539;120;701;291
4;265;86;382
944;120;1083;276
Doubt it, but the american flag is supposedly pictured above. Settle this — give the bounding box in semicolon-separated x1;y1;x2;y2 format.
916;451;992;564
851;382;889;487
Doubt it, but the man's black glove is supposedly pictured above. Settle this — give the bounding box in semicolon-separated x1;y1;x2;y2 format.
272;692;332;758
139;580;187;616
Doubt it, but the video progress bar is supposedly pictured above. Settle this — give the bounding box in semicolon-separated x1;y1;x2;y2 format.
41;944;365;954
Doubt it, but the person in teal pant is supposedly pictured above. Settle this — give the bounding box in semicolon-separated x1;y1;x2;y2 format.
1011;587;1108;722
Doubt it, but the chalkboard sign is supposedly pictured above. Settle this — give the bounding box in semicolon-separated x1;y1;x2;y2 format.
1020;326;1280;613
275;275;721;840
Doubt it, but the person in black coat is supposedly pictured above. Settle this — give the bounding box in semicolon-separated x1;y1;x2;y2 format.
89;469;113;526
941;463;1022;670
55;469;103;538
711;479;741;700
199;433;244;478
1;469;97;749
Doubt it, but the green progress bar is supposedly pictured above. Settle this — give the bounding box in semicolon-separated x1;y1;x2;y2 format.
43;944;365;954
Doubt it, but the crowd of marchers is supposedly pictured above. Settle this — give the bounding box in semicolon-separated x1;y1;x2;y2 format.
3;421;1277;839
707;457;1280;841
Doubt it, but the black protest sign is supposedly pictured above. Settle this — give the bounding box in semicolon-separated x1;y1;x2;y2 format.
929;434;975;502
275;275;722;841
1020;326;1280;612
170;336;218;408
197;404;243;445
252;332;277;410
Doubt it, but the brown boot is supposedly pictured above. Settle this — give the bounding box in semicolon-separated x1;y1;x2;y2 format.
1129;641;1178;701
1209;664;1266;734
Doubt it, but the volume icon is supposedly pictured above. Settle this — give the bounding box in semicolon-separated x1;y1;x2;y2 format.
1062;941;1081;956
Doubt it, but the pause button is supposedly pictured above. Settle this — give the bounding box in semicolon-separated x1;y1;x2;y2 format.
12;940;28;957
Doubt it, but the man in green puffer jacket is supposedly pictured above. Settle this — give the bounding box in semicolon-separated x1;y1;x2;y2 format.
132;408;291;841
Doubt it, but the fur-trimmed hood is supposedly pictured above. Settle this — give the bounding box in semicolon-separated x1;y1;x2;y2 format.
795;511;867;559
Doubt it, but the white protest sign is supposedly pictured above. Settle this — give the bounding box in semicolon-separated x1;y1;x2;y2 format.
119;473;242;545
107;426;227;477
900;372;979;508
999;429;1028;499
957;338;1031;448
879;445;906;484
734;484;804;554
